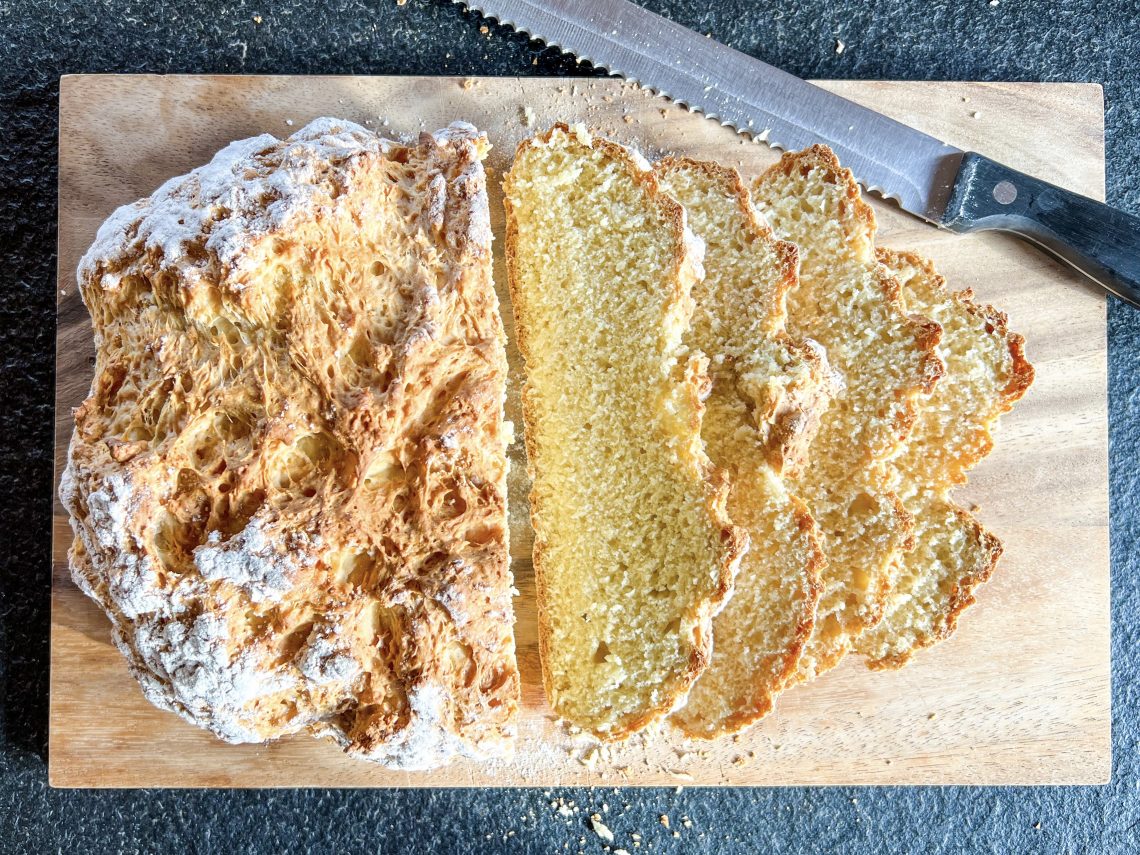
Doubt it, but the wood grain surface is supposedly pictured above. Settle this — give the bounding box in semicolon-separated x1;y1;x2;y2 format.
50;74;1109;788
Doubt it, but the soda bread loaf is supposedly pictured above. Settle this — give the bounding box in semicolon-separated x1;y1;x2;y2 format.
655;158;830;737
59;119;519;769
503;125;745;739
752;146;944;683
855;250;1033;667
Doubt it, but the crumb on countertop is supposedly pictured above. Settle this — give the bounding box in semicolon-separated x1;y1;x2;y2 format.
590;815;615;843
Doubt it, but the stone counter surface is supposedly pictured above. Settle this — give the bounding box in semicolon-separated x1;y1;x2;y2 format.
1;1;1137;852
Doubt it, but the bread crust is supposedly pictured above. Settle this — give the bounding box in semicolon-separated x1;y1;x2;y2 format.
866;506;1003;670
60;119;519;769
654;156;827;738
753;145;945;683
857;249;1033;668
503;125;744;739
657;156;834;477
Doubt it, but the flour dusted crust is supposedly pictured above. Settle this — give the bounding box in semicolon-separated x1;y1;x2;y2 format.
60;118;518;769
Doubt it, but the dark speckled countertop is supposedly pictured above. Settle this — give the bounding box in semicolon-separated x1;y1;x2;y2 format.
2;1;1138;851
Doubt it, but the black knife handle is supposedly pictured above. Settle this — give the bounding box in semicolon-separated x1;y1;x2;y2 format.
941;152;1140;308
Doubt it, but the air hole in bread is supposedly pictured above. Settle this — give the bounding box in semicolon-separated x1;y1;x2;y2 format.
592;641;611;665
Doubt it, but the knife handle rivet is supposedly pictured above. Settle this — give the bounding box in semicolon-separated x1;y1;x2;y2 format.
992;180;1018;205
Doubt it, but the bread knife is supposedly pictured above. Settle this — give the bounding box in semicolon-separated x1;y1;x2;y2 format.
455;0;1140;308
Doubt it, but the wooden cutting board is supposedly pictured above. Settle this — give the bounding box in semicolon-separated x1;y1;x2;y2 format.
50;74;1109;788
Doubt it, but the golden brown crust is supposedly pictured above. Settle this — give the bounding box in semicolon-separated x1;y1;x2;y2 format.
855;248;1032;668
654;155;829;737
865;507;1002;671
657;155;832;477
61;120;518;769
752;145;945;682
503;125;744;740
881;248;1034;423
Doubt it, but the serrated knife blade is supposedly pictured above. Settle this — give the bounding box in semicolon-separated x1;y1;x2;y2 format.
455;0;1140;307
457;0;963;221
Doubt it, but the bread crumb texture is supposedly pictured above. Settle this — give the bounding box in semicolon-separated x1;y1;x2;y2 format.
855;249;1033;667
752;145;944;683
655;158;828;737
60;118;519;770
503;124;744;739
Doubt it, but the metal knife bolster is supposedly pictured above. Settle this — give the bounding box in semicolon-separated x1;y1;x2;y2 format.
456;0;964;221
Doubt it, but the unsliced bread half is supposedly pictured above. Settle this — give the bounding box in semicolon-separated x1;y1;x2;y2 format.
503;124;745;739
59;120;518;770
655;158;829;737
855;250;1033;667
751;145;944;682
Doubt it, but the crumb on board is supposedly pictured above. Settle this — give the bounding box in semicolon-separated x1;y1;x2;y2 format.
521;105;536;127
461;77;476;90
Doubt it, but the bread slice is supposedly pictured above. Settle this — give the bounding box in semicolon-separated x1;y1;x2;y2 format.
855;250;1033;667
751;146;944;682
655;158;829;737
59;119;519;769
503;125;745;738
